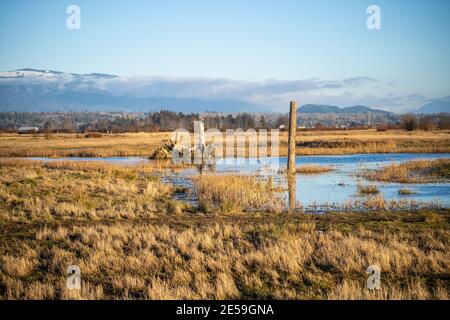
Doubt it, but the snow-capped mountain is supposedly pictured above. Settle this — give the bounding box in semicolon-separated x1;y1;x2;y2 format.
0;69;264;113
0;68;118;80
0;69;411;114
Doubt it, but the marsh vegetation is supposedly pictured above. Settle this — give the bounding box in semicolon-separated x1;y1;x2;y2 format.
399;188;416;195
0;130;449;300
193;174;284;213
295;165;334;174
357;184;381;195
1;156;449;300
365;159;450;183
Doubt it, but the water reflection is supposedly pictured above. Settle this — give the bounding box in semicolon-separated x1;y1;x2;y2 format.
287;174;297;211
197;163;216;175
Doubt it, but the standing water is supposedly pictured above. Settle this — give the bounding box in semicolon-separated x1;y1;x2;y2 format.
25;153;450;210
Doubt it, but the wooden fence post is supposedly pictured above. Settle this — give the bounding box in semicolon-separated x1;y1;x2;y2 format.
287;101;297;175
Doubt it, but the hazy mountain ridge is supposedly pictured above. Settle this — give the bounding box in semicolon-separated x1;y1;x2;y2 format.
1;69;444;115
412;97;450;114
299;104;392;115
0;69;266;113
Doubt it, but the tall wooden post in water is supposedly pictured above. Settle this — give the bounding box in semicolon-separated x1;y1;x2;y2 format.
287;101;297;175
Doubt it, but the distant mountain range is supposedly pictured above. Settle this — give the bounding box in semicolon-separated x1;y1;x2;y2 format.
411;97;450;114
0;69;265;113
0;69;447;115
298;104;392;115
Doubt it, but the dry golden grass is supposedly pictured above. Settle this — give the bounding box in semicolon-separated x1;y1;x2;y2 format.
366;159;450;183
399;188;416;195
1;213;449;300
0;158;449;300
0;132;172;157
193;174;284;213
309;194;440;212
326;279;448;300
279;164;333;174
0;129;449;158
0;158;159;174
282;129;450;155
357;184;380;195
0;159;173;222
295;165;333;174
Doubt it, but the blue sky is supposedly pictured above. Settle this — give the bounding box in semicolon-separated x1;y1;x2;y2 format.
0;0;449;112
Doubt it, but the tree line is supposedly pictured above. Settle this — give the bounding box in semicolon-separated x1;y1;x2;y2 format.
0;111;277;133
0;110;449;133
401;113;450;131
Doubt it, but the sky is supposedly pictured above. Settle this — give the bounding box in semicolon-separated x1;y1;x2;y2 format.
0;0;449;112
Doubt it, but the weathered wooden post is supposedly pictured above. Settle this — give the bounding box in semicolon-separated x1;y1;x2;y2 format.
288;174;296;211
287;101;297;175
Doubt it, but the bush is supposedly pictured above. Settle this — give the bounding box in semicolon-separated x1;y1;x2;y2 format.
85;133;103;138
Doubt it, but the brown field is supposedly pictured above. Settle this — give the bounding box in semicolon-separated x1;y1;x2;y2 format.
1;160;449;300
0;129;449;158
0;132;169;158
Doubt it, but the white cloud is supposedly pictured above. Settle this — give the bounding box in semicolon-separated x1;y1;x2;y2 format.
0;70;437;112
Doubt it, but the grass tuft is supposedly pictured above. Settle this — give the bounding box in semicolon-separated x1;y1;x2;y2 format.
193;174;284;213
357;184;380;195
295;165;333;174
398;188;416;195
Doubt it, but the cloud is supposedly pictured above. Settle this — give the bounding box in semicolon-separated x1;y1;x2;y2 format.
99;76;380;105
0;70;437;112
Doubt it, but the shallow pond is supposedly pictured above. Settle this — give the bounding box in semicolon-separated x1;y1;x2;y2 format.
26;153;450;210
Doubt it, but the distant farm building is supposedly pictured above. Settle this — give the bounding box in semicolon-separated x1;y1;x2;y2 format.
17;127;39;134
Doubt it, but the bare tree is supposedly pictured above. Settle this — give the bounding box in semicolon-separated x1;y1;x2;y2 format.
418;116;434;131
437;114;450;130
43;121;53;133
401;114;418;131
62;116;78;133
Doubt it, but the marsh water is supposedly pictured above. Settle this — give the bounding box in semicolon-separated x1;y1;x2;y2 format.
27;153;450;210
